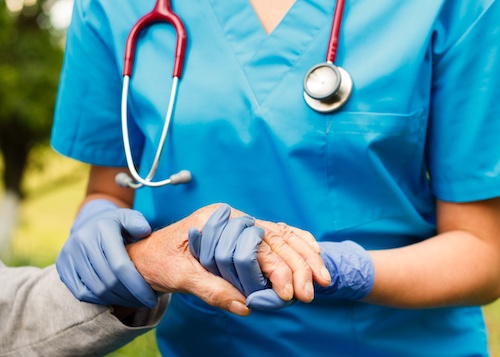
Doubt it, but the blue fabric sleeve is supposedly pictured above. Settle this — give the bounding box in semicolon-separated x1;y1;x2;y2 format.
427;0;500;202
50;0;144;166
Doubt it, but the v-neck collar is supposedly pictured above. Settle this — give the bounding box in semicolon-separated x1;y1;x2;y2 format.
208;0;333;106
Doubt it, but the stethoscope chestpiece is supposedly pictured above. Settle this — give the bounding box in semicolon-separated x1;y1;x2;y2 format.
303;62;352;113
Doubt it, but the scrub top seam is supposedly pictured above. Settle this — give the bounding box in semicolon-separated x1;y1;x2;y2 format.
204;0;261;109
325;117;337;232
259;14;335;109
433;0;496;66
205;0;335;110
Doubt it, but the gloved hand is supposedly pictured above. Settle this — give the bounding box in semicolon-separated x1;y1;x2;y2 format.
243;240;374;307
190;205;374;310
313;241;375;300
56;199;158;308
188;204;295;311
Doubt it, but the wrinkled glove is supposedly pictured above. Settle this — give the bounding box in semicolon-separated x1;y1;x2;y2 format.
245;240;374;308
188;204;294;311
190;205;375;310
244;240;374;308
56;199;158;308
314;241;375;300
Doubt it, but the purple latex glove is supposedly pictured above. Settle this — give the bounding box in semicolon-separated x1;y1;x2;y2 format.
56;199;158;308
188;205;294;310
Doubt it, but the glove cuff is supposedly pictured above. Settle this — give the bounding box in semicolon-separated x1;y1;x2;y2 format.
316;241;375;300
71;199;118;233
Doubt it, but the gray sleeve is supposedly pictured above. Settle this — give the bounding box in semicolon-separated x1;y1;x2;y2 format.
0;261;169;357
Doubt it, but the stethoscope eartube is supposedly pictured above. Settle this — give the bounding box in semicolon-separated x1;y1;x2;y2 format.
117;0;192;190
304;0;352;113
118;0;352;189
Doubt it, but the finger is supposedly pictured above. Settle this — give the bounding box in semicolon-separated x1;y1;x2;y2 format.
256;242;294;301
78;220;154;307
285;224;321;254
185;269;250;317
101;226;158;308
276;223;331;287
199;205;232;276
233;226;267;296
215;216;255;293
119;209;152;243
188;227;202;260
246;289;297;311
59;242;139;307
84;239;149;308
260;229;315;303
56;250;102;305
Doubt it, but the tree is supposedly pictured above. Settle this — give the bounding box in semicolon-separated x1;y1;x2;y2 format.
0;0;64;256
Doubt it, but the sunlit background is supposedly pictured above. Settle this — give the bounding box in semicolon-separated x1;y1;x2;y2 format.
5;0;72;28
0;0;498;356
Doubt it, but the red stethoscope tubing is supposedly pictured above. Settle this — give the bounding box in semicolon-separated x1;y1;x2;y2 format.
123;0;345;78
122;0;187;78
119;0;191;189
326;0;346;63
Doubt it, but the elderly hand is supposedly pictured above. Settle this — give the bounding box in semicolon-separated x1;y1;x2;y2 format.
189;205;333;309
189;205;374;310
125;206;253;316
188;205;295;310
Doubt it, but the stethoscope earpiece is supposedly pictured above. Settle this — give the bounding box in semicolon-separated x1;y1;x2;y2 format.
303;63;352;113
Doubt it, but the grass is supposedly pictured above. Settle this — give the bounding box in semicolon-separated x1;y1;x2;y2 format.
1;146;499;356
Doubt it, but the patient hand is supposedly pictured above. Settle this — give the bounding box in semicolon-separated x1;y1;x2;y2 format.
188;205;331;307
127;203;330;315
126;205;251;316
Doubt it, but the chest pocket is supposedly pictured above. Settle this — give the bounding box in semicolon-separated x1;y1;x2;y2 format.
325;109;429;231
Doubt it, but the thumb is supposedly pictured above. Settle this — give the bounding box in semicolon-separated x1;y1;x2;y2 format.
246;289;296;311
187;270;251;317
118;209;152;242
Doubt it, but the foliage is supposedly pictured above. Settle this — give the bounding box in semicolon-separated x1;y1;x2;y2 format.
0;0;64;195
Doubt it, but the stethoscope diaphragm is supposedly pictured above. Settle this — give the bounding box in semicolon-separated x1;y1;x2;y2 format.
303;63;352;113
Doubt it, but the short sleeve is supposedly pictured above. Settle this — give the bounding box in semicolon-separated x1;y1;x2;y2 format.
427;0;500;202
51;0;144;166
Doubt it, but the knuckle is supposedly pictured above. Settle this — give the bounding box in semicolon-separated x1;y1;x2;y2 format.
265;233;287;251
205;287;227;308
234;254;256;269
215;251;232;266
292;257;312;273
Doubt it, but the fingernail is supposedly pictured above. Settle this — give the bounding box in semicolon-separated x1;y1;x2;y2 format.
305;282;314;300
283;283;293;300
229;301;250;316
321;267;331;282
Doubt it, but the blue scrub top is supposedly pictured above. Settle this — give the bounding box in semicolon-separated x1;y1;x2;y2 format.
52;0;500;356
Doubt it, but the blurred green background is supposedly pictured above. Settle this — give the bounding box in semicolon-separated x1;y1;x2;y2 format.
0;146;498;356
0;147;161;357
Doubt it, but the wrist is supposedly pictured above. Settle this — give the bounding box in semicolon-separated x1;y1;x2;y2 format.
316;241;375;300
126;239;155;288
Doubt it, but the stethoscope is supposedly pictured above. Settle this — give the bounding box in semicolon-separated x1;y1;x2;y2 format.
116;0;351;189
303;0;352;113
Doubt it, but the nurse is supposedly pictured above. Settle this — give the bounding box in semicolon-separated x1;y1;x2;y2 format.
52;0;500;356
